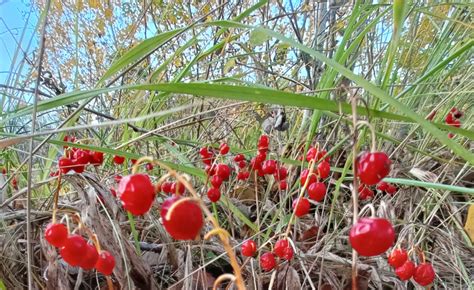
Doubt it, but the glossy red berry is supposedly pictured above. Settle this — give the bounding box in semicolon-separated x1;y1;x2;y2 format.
258;135;269;151
307;182;326;202
95;250;115;276
306;147;317;162
205;165;216;176
349;218;395;256
130;159;137;165
376;181;389;191
358;185;374;200
60;234;87;266
161;182;172;194
255;152;266;163
207;187;221;202
215;163;231;180
79;243;99;270
274;239;294;260
219;143;230;155
237;171;250;180
317;161;330;179
388;248;408;268
234;154;245;162
279;180;288;190
250;157;262;171
161;196;203;240
118;174;155;215
1;167;6;175
386;184;397;195
300;169;317;186
73;149;91;166
58;157;74;174
395;260;415;281
413;263;435;286
274;166;288;180
292;197;310;217
262;160;277;175
448;132;455;139
241;239;257;257
260;252;276;271
210;175;223;188
90;151;104;166
199;147;210;157
145;163;154;171
170;182;185;195
356;152;391;185
238;160;246;169
113;155;125;165
45;223;68;248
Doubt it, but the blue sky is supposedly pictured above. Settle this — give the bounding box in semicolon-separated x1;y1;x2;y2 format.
0;0;37;84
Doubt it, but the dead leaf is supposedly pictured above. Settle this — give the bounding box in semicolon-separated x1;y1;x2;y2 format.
275;265;301;290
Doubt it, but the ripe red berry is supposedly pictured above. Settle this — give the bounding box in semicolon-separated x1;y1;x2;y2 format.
73;149;91;166
215;163;231;180
90;151;104;166
376;181;389;192
1;167;6;175
210;175;223;188
413;263;435;286
79;243;99;270
292;197;310;217
241;239;257;257
317;161;330;179
207;187;221;202
279;180;288;190
114;175;122;183
118;174;155;215
170;182;185;195
60;234;87;266
250;157;262;171
161;181;172;194
160;196;203;240
95;250;115;276
395;260;416;281
237;171;250;180
388;248;408;268
453;110;463;119
258;135;269;150
11;177;18;189
238;160;246;169
356;152;391;185
234;154;245;162
307;182;326;202
300;169;317;186
113;155;125;165
219;143;230;155
274;166;288;180
145;163;154;171
306;147;317;162
349;218;395;256
199;147;210;157
262;160;277;175
58;157;74;174
45;223;68;248
274;239;294;260
386;184;397;195
130;159;137;165
255;152;267;163
259;252;276;271
358;185;374;200
448;132;455;139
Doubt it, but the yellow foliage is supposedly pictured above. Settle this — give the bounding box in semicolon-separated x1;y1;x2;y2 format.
88;0;100;9
77;0;84;11
105;7;113;20
465;204;474;242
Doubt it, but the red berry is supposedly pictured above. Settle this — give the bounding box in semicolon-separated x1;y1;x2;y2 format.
73;149;91;166
259;252;276;271
426;110;436;121
262;160;277;175
90;151;104;166
207;187;221;202
453;110;463;119
114;175;122;183
131;159;137;165
60;234;87;266
170;182;185;195
215;163;231;180
395;260;415;281
219;143;230;155
234;154;245;162
241;239;257;257
386;184;397;195
79;243;99;270
58;157;74;174
161;182;172;194
307;182;326;202
274;166;288;180
205;165;216;176
349;218;395;256
113;155;125;165
145;163;154;171
306;147;317;162
1;167;6;175
160;196;203;240
376;181;389;191
210;175;223;188
95;250;115;276
300;169;317;186
250;157;262;171
358;185;374;200
258;135;269;150
279;180;288;190
274;239;294;260
45;223;68;248
448;132;455;139
356;152;391;185
237;171;250;180
118;174;155;215
238;160;247;169
292;197;310;217
388;248;408;268
255;152;266;163
199;147;210;157
413;263;435;286
317;161;330;179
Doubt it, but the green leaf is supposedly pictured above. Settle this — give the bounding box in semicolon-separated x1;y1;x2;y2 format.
249;27;270;46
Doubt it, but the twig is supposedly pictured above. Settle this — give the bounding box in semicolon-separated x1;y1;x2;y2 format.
26;0;52;288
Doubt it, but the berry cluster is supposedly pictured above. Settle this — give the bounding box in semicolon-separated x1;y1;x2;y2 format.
388;248;436;286
241;238;295;272
358;181;397;200
58;136;104;174
445;107;463;138
44;223;115;275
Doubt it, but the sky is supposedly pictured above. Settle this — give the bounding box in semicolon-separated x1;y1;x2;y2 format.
0;0;38;84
